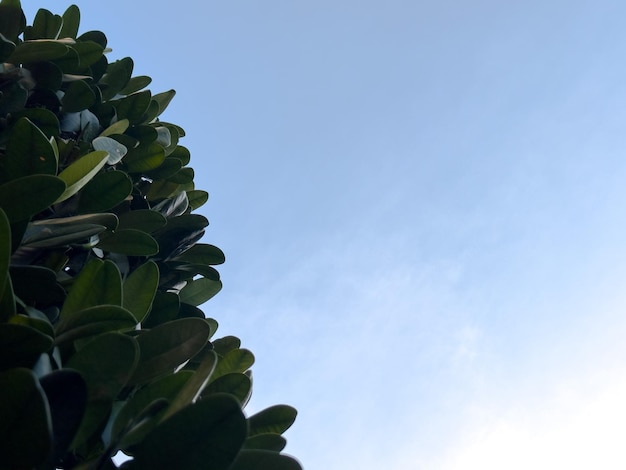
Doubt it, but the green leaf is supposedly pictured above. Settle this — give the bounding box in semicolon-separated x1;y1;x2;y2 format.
77;170;132;213
77;30;107;49
56;150;109;203
121;75;152;95
187;190;209;210
248;405;298;436
0;175;65;222
126;394;246;470
9;108;60;138
0;209;10;302
114;90;151;124
162;350;218;421
229;450;303;470
0;368;52;469
142;291;179;328
96;229;159;256
152;89;176;117
130;318;211;385
39;370;87;466
113;371;192;450
61;79;96;112
8;39;69;63
55;305;138;345
144;157;182;180
10;265;65;306
22;222;106;248
61;259;122;319
99;57;133;101
179;277;222;306
0;323;53;370
123;142;165;173
123;261;159;322
243;434;287;452
202;372;251;405
26;60;63;91
30;8;62;39
0;0;25;43
175;243;225;265
70;40;104;68
99;118;129;137
211;336;241;356
168;167;194;184
0;275;15;322
168;145;190;165
2;117;57;182
117;209;166;233
66;332;139;448
211;348;254;382
59;4;80;39
0;32;16;62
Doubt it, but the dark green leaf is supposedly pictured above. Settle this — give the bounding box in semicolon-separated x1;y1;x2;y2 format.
117;209;166;233
0;208;9;303
211;348;254;382
123;142;165;173
179;277;222;306
0;175;65;222
62;79;96;112
114;90;151;124
96;229;159;256
0;368;52;468
77;30;107;49
162;350;218;421
126;394;246;470
9;108;60;138
8;39;69;63
121;75;152;95
99;57;133;101
66;333;139;448
229;450;303;470
113;371;192;450
130;318;211;385
175;243;225;265
2;117;57;182
248;405;298;436
0;32;16;62
0;323;53;370
212;336;241;356
59;4;80;39
203;373;251;405
40;370;87;466
187;190;209;210
123;261;159;322
26;60;63;91
152;89;175;117
144;157;182;180
168;145;190;165
61;259;122;319
22;222;106;248
78;170;133;213
243;434;287;452
10;265;65;306
142;291;179;328
70;40;104;68
31;8;62;39
55;305;137;345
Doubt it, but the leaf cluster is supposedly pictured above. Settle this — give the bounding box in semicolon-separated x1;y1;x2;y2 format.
0;3;301;469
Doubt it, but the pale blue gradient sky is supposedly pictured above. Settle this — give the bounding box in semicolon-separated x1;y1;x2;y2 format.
25;1;626;468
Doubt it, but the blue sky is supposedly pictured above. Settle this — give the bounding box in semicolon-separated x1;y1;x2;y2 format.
24;1;626;468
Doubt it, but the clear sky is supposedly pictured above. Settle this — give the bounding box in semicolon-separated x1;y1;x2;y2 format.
23;1;626;468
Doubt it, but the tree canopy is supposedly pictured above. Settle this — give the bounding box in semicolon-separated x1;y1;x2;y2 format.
0;2;301;469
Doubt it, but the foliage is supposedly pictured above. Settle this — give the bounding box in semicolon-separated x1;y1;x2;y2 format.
0;2;301;469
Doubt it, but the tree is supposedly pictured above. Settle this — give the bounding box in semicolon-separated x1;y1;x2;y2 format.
0;3;301;469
